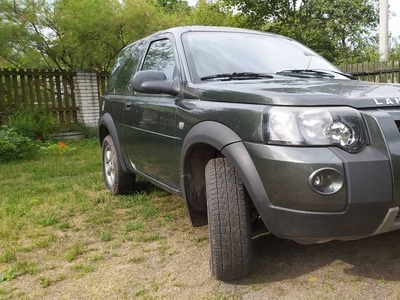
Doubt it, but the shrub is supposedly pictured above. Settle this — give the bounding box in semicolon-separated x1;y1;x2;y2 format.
0;126;38;162
8;106;59;141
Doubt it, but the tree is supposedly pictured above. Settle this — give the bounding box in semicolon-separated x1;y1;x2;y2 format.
222;0;379;64
0;0;182;71
157;0;190;13
222;0;298;29
186;0;242;27
0;0;49;68
299;0;378;64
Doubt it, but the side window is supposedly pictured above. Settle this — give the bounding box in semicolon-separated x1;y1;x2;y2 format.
114;43;145;94
142;39;176;80
107;45;133;92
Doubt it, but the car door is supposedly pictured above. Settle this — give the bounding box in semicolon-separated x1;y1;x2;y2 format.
123;35;180;188
103;43;139;137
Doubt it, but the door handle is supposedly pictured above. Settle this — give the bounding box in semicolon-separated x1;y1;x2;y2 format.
125;101;132;110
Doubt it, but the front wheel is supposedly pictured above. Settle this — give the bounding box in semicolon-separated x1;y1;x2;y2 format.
102;135;136;195
205;157;252;281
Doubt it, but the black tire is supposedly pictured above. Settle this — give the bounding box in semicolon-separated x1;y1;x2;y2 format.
102;135;136;195
205;157;252;281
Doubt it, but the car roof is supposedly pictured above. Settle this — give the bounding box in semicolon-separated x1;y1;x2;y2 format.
135;26;288;43
152;25;279;38
120;26;288;54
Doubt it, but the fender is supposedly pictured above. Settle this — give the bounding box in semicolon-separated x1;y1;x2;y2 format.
180;121;272;228
98;113;129;173
181;121;242;155
221;142;272;228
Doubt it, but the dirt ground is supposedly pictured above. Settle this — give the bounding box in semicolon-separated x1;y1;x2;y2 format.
4;216;400;300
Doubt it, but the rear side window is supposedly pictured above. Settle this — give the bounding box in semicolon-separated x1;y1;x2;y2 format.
108;42;145;94
142;39;175;80
107;44;135;93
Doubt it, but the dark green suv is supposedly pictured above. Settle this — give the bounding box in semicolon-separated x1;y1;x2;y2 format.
99;26;400;281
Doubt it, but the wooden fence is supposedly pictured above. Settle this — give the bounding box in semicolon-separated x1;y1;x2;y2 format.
0;69;109;127
96;71;109;100
0;69;77;126
340;61;400;83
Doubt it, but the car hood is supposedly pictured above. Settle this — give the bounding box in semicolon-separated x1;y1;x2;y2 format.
193;77;400;108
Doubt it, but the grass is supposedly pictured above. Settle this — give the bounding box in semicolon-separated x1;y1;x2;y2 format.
0;138;186;296
65;242;85;262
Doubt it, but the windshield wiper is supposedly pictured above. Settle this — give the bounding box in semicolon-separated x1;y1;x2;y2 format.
276;69;335;79
312;69;357;80
201;72;273;81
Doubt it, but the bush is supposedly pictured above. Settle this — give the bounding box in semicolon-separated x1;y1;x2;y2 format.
0;126;38;162
8;106;59;141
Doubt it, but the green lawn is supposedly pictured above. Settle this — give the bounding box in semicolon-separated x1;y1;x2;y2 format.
3;139;400;299
0;139;187;295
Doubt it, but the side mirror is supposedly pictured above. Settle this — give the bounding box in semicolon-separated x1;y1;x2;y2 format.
132;70;179;96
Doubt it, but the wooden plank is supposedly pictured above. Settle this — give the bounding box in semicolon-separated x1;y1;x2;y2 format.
4;74;13;106
389;60;394;83
375;62;381;82
97;74;107;98
48;76;56;108
368;62;374;83
69;75;77;123
55;75;65;124
62;75;71;125
0;73;5;112
63;76;70;108
384;61;390;83
34;71;42;106
27;74;35;108
20;75;26;106
394;61;400;83
41;76;49;110
12;73;19;107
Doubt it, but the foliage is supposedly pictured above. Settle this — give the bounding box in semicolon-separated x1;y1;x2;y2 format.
223;0;379;64
0;125;38;162
0;0;182;71
222;0;295;29
389;38;400;61
0;0;388;69
157;0;190;14
186;0;243;27
8;106;59;141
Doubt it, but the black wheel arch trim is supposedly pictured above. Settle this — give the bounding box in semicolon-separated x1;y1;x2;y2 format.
180;121;272;227
221;142;272;228
99;113;129;173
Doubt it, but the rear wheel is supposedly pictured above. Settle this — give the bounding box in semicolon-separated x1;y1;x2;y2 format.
205;157;252;281
102;135;136;195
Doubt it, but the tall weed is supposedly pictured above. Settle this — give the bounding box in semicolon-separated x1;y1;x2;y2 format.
8;106;59;141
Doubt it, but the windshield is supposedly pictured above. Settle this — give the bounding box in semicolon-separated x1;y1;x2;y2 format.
182;31;342;82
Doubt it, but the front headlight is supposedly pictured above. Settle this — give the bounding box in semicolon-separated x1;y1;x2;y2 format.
264;106;368;153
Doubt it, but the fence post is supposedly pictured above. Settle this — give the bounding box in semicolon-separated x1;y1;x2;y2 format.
74;71;99;127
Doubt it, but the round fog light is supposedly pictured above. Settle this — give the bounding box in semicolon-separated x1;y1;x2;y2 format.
308;168;344;195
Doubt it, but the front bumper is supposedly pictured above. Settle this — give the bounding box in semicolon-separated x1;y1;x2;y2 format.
244;142;392;243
